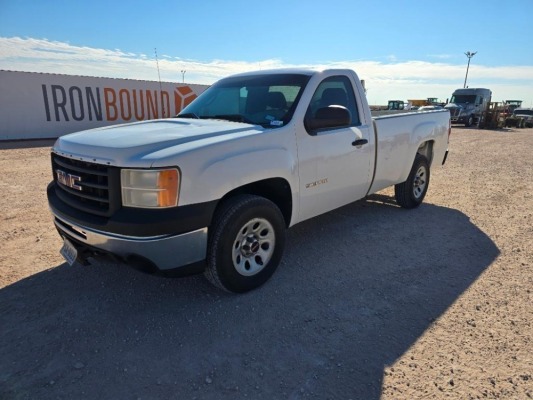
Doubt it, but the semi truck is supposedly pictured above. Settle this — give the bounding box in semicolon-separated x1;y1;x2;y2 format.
47;68;451;293
445;88;492;127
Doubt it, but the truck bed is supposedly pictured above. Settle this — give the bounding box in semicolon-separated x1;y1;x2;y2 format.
368;109;450;195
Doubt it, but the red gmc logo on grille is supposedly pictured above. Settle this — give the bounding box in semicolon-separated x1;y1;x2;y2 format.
57;170;82;191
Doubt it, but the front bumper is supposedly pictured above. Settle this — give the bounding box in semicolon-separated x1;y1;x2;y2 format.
52;212;208;272
450;115;467;124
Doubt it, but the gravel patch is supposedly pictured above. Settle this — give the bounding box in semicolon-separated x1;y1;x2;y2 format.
0;127;531;399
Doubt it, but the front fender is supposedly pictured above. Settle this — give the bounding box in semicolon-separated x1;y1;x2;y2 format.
173;129;299;211
196;146;297;202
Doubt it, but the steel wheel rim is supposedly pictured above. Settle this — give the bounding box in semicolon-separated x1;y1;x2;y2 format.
232;218;275;276
413;165;427;199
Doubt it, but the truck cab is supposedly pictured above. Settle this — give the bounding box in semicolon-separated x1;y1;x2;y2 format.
445;88;492;127
387;100;407;110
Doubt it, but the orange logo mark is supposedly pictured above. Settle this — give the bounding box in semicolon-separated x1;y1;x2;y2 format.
174;86;197;115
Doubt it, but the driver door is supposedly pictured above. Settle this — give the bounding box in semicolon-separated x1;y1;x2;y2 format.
297;75;373;222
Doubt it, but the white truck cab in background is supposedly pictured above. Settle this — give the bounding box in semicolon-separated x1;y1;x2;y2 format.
48;68;450;293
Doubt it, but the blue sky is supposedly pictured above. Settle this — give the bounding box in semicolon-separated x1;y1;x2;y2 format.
1;0;532;105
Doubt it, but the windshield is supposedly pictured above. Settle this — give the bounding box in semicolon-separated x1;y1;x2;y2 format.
388;101;404;110
450;95;477;104
514;109;533;116
177;73;311;128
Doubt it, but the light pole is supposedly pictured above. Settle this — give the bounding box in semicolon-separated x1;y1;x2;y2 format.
181;70;186;83
463;51;477;88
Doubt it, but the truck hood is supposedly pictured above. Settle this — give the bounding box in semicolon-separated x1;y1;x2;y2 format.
444;103;460;110
53;118;263;167
445;103;474;111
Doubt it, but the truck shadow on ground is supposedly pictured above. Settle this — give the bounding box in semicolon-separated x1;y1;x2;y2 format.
0;194;499;399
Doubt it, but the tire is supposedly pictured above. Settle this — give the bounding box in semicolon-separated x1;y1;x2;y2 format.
465;115;474;127
394;154;430;209
204;195;286;293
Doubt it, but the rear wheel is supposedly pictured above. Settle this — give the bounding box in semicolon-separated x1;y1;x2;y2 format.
395;154;430;209
204;195;286;293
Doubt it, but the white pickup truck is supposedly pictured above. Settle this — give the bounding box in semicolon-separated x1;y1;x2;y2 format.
47;68;450;292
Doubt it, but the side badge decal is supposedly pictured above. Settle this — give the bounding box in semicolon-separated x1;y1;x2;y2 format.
306;178;328;189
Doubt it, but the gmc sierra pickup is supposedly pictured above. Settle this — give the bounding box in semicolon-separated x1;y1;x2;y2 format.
47;68;450;292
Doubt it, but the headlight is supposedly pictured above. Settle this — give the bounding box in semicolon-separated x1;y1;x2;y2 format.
121;168;180;208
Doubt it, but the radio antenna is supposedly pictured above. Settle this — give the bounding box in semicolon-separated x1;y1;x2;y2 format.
154;47;166;117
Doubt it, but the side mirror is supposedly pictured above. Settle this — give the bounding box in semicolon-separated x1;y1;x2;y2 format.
305;105;351;133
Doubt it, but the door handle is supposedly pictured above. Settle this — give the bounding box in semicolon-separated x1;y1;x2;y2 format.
352;139;368;146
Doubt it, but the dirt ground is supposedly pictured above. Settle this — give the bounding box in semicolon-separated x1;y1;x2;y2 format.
0;127;531;399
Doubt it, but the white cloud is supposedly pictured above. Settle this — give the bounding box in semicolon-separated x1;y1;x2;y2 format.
1;37;532;105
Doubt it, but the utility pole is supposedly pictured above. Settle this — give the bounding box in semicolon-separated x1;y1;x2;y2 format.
463;51;477;88
181;70;186;83
154;48;165;117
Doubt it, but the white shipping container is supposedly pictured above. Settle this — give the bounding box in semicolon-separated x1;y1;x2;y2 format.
0;71;209;140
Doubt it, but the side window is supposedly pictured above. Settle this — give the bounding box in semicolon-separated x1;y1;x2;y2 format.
306;76;361;129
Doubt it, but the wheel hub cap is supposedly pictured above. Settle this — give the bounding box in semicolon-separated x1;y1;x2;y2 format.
413;166;427;198
232;218;275;276
241;235;260;256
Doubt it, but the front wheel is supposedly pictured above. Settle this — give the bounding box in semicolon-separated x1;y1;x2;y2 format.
394;154;430;209
204;195;286;293
465;115;474;127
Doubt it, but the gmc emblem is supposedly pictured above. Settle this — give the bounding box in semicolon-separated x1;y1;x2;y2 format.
57;169;82;191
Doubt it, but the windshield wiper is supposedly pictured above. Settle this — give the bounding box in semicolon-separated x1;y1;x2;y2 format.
207;114;255;124
176;112;199;119
179;113;265;126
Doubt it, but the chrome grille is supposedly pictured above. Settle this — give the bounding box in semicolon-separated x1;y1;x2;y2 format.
51;154;120;216
448;108;460;117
